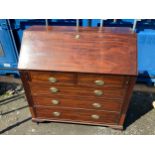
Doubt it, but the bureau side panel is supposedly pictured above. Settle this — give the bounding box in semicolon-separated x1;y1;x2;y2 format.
118;76;137;127
20;70;36;118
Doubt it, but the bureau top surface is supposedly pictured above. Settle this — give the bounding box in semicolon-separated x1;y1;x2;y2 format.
18;26;137;75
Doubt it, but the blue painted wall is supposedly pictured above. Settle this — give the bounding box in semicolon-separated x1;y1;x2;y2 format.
0;19;18;75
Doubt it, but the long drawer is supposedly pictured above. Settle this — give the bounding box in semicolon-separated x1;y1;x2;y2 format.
29;82;126;99
32;95;123;112
34;106;120;125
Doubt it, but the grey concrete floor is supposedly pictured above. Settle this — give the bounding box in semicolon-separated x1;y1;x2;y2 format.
0;90;155;135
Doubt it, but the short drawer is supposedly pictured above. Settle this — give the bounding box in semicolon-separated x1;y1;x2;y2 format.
32;96;123;112
77;73;128;88
29;71;75;85
29;82;126;99
34;106;120;125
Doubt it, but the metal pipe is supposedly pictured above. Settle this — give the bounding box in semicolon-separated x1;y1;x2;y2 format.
75;19;80;39
100;19;103;27
113;19;117;22
132;19;141;32
99;19;104;31
132;19;137;32
45;19;48;27
76;19;79;30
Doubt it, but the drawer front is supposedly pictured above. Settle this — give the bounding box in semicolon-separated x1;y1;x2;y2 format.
34;106;120;125
29;82;126;99
32;96;123;112
78;73;128;88
29;71;75;85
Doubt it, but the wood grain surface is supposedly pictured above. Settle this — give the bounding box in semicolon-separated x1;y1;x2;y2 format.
18;26;137;76
34;106;120;125
29;71;129;88
29;82;126;99
18;26;137;129
32;95;123;112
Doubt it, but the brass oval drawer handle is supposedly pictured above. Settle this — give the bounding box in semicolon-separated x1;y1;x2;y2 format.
92;103;101;108
94;80;104;86
49;77;57;83
91;114;100;120
51;99;60;105
52;111;61;117
50;87;59;93
94;90;103;96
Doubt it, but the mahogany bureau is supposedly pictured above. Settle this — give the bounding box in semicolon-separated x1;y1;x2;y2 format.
18;26;137;130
